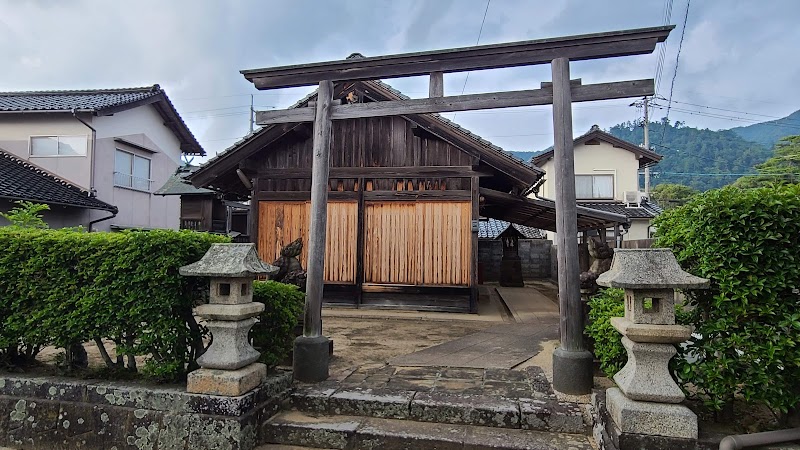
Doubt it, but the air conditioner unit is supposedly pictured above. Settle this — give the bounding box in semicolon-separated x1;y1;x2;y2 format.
624;191;643;207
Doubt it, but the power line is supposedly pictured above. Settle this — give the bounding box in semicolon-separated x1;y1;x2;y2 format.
459;0;491;96
660;0;691;145
650;103;800;132
453;0;491;122
653;0;674;95
669;99;800;125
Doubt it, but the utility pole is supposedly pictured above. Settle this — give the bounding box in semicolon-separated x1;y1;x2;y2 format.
643;96;650;194
249;94;255;133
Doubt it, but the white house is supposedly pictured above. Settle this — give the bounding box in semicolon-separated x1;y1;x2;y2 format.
0;85;204;230
531;125;663;241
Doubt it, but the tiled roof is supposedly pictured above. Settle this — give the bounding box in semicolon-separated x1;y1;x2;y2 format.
579;201;662;219
0;85;205;156
0;86;160;112
478;218;546;239
531;125;662;168
154;165;215;196
0;149;117;212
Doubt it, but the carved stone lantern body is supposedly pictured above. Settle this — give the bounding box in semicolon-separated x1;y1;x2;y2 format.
597;248;709;440
180;243;278;397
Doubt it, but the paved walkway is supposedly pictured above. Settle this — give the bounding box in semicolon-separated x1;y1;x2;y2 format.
388;323;557;369
381;283;560;369
495;282;560;324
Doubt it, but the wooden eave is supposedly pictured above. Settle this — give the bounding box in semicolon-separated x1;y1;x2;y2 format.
241;26;673;89
479;188;629;232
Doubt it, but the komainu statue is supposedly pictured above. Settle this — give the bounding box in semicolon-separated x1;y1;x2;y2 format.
580;237;614;292
271;238;307;291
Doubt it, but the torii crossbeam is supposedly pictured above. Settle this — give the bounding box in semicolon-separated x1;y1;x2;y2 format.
242;25;673;392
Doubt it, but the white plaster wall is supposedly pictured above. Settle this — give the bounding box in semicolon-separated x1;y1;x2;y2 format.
536;140;640;201
91;105;182;231
625;219;652;241
0;113;93;189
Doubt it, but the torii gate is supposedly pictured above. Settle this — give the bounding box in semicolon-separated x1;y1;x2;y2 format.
242;25;673;394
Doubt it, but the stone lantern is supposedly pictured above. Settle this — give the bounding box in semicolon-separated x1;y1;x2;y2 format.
596;248;709;440
180;243;278;397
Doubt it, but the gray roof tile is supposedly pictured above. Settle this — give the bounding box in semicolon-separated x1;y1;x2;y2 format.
478;218;545;239
0;86;160;112
0;149;117;212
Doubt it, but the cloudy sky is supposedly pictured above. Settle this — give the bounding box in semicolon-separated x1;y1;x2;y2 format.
2;0;798;160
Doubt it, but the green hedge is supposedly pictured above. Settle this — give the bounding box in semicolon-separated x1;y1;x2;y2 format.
586;288;627;378
250;280;305;367
654;184;800;418
0;228;228;381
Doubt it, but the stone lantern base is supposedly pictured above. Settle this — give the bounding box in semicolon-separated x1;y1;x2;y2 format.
606;388;697;439
187;363;267;397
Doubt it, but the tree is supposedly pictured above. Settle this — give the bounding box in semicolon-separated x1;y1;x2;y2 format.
0;201;50;229
649;183;697;209
735;135;800;188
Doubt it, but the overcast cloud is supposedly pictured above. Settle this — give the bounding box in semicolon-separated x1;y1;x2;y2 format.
1;0;798;160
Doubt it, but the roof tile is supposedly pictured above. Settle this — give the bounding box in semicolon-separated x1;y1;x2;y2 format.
0;149;117;212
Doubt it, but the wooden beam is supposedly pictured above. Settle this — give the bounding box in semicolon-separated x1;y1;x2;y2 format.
256;79;654;124
258;166;491;179
470;176;479;313
429;72;444;97
303;80;334;339
363;190;471;201
241;26;673;89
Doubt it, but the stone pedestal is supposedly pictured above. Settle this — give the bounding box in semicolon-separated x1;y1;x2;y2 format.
606;388;698;439
613;336;685;403
187;363;268;397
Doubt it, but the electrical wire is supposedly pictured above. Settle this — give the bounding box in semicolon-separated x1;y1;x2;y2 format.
452;0;491;122
660;0;691;145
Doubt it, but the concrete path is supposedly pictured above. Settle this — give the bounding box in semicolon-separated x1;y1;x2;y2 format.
388;322;557;369
495;282;560;324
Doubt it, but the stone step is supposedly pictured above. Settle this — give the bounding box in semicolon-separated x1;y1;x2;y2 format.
255;445;335;450
263;410;595;450
291;384;588;435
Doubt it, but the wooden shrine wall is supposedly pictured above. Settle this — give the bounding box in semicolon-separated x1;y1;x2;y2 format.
258;201;357;283
363;201;471;286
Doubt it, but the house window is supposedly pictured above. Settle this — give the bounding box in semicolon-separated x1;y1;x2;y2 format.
114;149;152;191
575;174;614;199
30;135;87;156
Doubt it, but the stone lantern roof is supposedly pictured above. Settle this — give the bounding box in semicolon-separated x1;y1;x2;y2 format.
597;249;709;290
179;243;278;278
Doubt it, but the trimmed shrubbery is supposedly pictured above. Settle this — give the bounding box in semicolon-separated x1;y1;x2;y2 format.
655;184;800;419
586;288;626;378
251;280;305;367
0;227;228;381
0;225;304;382
589;184;800;422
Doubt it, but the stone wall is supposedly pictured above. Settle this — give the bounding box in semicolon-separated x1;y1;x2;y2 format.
0;371;292;450
478;239;552;282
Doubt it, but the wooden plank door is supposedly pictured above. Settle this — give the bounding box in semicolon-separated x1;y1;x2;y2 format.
363;201;471;286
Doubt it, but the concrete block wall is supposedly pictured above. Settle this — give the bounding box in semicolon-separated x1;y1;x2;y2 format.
478;239;552;281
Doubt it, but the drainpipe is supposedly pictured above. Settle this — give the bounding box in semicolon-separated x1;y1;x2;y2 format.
72;109;97;196
88;208;118;232
719;428;800;450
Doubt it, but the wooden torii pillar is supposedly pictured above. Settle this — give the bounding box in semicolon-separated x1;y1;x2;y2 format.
243;25;673;389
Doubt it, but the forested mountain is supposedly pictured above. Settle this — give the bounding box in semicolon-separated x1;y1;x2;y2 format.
730;109;800;148
507;119;773;191
605;120;772;191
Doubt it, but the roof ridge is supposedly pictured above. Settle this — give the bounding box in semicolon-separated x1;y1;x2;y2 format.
0;85;160;96
0;149;93;197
